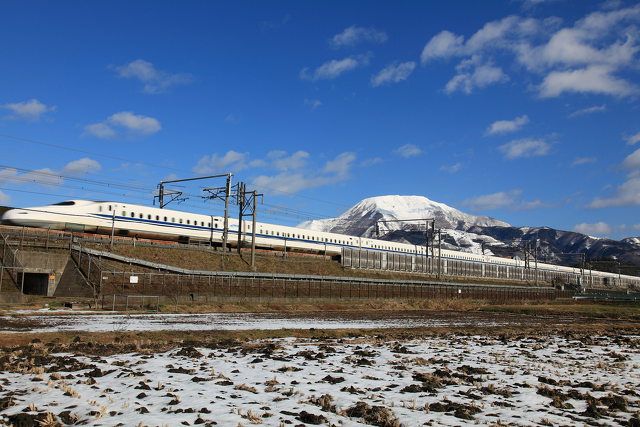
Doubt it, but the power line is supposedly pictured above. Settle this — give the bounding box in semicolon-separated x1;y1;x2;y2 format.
0;132;354;212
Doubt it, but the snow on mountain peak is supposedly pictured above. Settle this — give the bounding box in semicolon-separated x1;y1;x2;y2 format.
298;195;510;237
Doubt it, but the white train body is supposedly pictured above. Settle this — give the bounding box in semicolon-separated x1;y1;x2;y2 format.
2;200;639;288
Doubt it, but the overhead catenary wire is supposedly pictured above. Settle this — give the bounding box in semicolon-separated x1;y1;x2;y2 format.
0;132;353;211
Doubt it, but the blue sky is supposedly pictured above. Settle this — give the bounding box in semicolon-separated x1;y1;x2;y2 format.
1;0;640;239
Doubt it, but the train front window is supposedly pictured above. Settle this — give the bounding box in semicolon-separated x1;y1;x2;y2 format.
53;201;75;206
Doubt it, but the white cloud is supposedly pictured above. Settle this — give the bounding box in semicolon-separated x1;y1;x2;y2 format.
499;138;551;159
573;221;613;236
445;59;507;94
252;173;330;195
0;166;63;190
486;115;530;135
419;5;640;98
304;99;322;109
420;30;465;64
330;26;388;48
588;148;640;208
61;158;102;176
571;157;596;166
463;190;522;211
625;132;640;146
568;104;607;118
271;151;310;171
621;148;640;170
0;190;10;205
252;152;356;195
19;168;63;188
2;99;56;121
463;189;544;211
0;168;18;184
440;163;462;173
539;65;638;98
84;123;117;139
521;0;559;8
300;57;361;81
84;112;161;139
395;144;422;158
193;151;259;174
360;157;383;167
323;152;356;178
514;199;545;210
589;177;640;208
113;59;193;94
371;62;416;87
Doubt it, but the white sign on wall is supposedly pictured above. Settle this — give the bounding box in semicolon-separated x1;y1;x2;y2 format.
129;276;139;284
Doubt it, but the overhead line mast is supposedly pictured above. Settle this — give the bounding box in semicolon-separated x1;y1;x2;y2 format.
155;173;233;253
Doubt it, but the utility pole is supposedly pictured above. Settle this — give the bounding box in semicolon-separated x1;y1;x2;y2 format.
437;229;442;280
251;190;258;269
223;174;231;253
237;182;246;254
534;240;538;286
235;183;263;269
110;208;116;249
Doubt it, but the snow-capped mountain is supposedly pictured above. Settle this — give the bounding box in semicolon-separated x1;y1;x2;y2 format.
300;195;509;236
298;195;640;267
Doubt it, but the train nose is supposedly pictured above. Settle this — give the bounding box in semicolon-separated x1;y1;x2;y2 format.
1;209;28;225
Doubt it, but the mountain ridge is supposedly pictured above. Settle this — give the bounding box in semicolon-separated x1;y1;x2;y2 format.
298;195;640;267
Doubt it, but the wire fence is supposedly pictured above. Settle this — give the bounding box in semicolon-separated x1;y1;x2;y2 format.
1;226;576;302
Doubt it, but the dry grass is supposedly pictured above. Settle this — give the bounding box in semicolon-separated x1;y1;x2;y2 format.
1;321;639;354
84;241;536;287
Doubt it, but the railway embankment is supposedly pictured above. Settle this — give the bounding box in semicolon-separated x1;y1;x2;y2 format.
1;225;633;306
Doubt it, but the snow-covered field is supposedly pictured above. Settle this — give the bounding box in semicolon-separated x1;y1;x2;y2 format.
1;334;639;426
0;311;573;334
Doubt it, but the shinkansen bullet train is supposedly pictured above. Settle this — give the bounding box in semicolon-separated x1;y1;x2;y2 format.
2;200;639;289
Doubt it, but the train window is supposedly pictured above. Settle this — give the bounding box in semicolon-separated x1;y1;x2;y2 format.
201;221;204;226
156;215;159;221
108;205;112;211
139;213;143;219
147;214;151;220
208;222;211;227
98;206;102;212
186;219;190;225
131;212;135;218
53;201;75;206
170;217;174;222
122;211;126;216
179;218;183;224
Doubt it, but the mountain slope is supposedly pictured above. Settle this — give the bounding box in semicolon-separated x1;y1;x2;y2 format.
299;195;509;237
298;195;640;268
